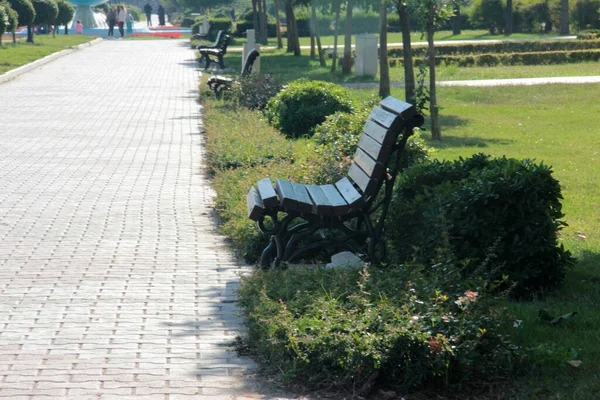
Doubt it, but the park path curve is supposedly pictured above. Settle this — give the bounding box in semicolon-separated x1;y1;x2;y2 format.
0;39;297;400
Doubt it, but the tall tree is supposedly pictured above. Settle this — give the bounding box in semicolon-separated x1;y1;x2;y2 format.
285;0;301;55
8;0;35;43
310;3;316;58
504;0;513;35
55;0;74;35
396;1;415;103
341;0;354;73
6;3;19;44
378;0;390;98
274;0;283;48
311;2;326;65
559;0;569;35
330;0;342;71
260;0;268;44
411;0;452;140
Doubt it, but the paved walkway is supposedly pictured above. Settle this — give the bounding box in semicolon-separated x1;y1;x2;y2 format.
0;40;293;399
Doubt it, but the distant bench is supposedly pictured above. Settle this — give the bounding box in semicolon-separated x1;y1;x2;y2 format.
207;49;260;98
196;30;224;50
198;34;231;70
246;96;424;268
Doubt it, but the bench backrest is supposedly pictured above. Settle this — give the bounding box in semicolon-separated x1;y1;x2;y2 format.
219;35;231;55
212;30;224;47
343;96;417;205
242;49;260;76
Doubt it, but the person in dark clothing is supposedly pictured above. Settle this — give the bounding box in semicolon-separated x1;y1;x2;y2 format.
144;3;152;26
157;5;165;26
106;6;117;38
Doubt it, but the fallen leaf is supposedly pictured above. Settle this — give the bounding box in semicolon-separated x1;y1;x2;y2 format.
567;360;582;368
576;231;587;240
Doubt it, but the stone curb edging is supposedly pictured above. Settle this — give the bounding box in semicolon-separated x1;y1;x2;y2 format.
0;37;103;85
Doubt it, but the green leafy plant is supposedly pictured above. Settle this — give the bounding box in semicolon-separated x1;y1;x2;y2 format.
264;79;354;139
388;153;574;298
238;263;523;393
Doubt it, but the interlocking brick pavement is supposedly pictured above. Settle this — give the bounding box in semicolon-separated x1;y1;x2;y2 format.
0;40;299;400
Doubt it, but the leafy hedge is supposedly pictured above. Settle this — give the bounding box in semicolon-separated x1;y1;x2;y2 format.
388;153;574;298
388;39;600;58
264;79;354;139
238;264;522;392
389;49;600;67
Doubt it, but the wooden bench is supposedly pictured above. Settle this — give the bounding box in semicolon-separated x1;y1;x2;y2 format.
246;96;424;268
198;35;231;70
196;30;224;50
207;49;260;99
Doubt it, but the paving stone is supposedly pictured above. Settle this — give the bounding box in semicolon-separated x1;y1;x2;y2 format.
0;39;301;400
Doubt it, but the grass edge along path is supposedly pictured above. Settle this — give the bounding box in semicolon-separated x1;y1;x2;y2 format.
0;35;97;75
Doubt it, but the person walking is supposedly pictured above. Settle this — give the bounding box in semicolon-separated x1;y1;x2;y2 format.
126;11;134;36
117;5;127;38
75;20;84;34
106;6;117;38
144;2;152;27
157;4;165;26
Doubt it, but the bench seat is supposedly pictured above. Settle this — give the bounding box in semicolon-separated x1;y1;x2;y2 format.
246;96;424;268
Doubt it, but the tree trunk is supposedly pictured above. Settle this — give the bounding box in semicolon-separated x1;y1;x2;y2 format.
274;0;283;48
27;24;33;43
313;6;326;66
12;32;16;45
285;1;301;55
504;0;513;36
398;3;415;104
310;4;316;58
252;0;259;34
560;0;569;35
331;3;341;72
379;0;390;98
452;2;461;35
261;0;268;44
64;25;69;35
427;5;441;140
342;0;354;74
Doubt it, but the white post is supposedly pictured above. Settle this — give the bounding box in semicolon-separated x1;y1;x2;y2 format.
243;29;256;73
203;15;209;35
355;34;378;77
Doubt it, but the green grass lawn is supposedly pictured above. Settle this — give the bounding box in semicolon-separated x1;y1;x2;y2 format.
0;35;96;74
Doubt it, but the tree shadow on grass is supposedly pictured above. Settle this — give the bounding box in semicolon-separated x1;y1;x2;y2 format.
423;114;516;149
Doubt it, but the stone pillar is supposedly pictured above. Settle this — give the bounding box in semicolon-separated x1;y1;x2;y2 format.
355;34;378;77
242;29;256;73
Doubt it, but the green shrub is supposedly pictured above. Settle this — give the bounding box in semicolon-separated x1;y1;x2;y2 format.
230;73;283;111
388;153;574;298
238;264;522;392
303;99;432;184
264;79;354;139
208;17;232;36
577;30;600;40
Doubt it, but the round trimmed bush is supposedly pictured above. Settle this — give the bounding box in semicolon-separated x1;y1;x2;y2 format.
264;79;354;139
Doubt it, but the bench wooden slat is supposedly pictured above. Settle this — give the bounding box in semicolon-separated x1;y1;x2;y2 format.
353;148;378;178
368;107;397;128
358;133;383;162
291;182;314;214
348;163;372;194
380;96;416;119
320;184;349;216
335;177;364;209
257;178;278;208
276;179;296;209
364;119;398;149
306;185;334;216
246;186;264;221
